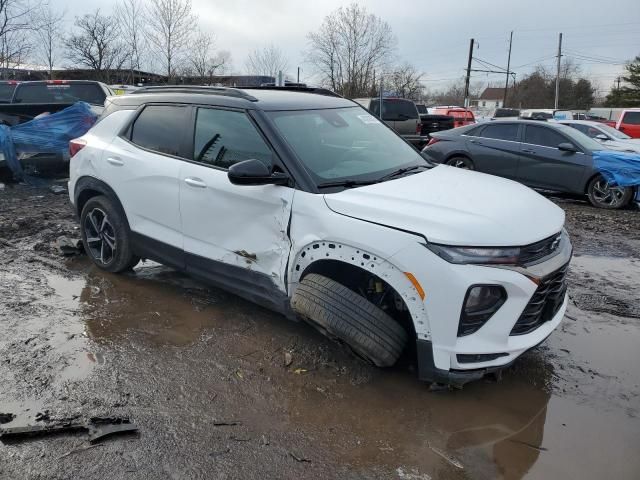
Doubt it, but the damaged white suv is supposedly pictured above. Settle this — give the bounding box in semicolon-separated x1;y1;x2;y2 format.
68;86;572;386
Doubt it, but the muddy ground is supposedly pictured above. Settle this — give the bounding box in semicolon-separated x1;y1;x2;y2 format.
0;182;639;480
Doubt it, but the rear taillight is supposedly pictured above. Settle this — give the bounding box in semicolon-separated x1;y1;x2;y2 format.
427;137;440;147
69;138;87;158
416;122;422;134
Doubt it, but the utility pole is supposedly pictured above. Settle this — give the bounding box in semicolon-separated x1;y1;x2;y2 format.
616;76;621;91
503;31;513;107
297;67;300;83
379;74;384;119
463;38;474;108
554;32;563;109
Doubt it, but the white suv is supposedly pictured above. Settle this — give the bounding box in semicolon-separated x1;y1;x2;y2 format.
68;86;572;386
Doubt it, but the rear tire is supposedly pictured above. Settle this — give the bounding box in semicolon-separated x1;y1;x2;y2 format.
291;273;408;367
80;195;140;273
586;175;633;209
446;156;474;170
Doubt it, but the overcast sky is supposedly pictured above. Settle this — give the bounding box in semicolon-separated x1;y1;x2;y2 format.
52;0;640;95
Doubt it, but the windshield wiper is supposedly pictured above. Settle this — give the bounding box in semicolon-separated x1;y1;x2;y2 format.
317;179;377;189
376;164;429;183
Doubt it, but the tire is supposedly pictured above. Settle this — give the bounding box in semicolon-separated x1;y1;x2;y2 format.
80;195;140;273
446;156;474;170
291;273;408;367
586;175;633;209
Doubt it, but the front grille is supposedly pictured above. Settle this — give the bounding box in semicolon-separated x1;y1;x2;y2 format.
510;263;569;336
519;233;562;265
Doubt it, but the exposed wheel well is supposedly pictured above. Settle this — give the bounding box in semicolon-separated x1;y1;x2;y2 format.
299;260;416;340
76;188;102;216
74;177;126;220
445;153;472;162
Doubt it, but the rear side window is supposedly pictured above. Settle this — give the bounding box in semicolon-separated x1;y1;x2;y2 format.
622;111;640;125
479;124;519;141
130;105;188;156
193;108;273;169
524;125;569;148
13;83;106;105
415;104;427;114
0;83;16;101
381;100;419;120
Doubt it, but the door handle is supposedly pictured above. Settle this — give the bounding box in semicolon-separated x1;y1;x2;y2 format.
470;140;483;145
521;149;535;154
184;177;207;188
106;157;124;166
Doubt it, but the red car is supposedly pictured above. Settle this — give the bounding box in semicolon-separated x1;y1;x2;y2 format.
432;107;476;128
616;109;640;138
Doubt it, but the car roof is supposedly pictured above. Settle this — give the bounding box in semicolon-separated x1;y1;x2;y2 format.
558;120;606;127
117;87;356;111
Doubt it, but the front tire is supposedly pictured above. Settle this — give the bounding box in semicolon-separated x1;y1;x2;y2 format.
291;273;408;367
587;175;633;209
80;195;139;272
446;156;474;170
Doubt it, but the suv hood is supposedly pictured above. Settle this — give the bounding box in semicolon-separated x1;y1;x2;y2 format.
323;165;565;246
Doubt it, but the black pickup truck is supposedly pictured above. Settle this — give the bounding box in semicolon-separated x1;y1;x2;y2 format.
0;80;111;126
0;80;110;174
415;103;455;137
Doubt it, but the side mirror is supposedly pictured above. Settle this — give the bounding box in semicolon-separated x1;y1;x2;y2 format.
227;159;290;186
558;142;578;153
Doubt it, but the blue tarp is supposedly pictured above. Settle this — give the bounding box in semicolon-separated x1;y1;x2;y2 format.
0;102;97;181
593;150;640;188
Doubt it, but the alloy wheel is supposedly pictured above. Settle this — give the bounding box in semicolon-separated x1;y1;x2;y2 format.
84;207;117;265
591;178;626;208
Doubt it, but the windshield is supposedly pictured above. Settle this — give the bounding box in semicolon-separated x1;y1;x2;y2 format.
555;123;605;151
597;123;631;140
268;107;426;185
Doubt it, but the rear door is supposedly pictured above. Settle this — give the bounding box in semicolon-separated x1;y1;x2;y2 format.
517;124;588;193
618;111;640;138
178;106;294;303
466;123;521;179
100;104;187;265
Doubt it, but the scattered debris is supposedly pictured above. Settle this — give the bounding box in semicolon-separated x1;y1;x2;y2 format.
0;416;137;444
56;236;84;256
49;185;67;195
212;420;241;427
396;467;432;480
293;368;307;375
35;411;50;422
509;439;548;452
427;443;464;469
289;452;311;463
57;443;104;459
261;434;270;446
0;413;15;424
284;351;293;367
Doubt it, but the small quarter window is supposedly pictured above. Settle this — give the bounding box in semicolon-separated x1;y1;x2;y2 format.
130;105;188;156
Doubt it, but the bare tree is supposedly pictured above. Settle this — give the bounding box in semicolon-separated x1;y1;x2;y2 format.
307;2;396;97
145;0;194;82
0;0;40;77
387;62;424;100
245;44;288;79
64;10;126;82
115;0;146;84
35;6;65;79
187;29;226;82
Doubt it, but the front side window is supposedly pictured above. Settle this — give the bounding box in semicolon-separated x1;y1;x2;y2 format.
622;111;640;125
130;105;188;156
268;107;425;184
524;125;569;148
193;108;273;169
479;124;519;141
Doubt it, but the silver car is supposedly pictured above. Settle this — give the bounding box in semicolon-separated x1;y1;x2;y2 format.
559;120;640;153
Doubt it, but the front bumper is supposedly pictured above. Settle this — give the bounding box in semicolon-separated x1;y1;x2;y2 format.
391;232;572;385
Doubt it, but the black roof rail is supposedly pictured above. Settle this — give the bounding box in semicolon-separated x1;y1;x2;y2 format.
240;85;343;98
131;85;258;101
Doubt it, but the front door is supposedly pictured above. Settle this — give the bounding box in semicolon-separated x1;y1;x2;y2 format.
517;124;588;193
466;122;521;179
178;106;294;308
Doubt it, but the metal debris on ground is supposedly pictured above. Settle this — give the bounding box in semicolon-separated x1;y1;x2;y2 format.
49;185;67;194
0;416;137;444
212;420;241;427
427;442;464;469
56;236;84;256
0;413;15;424
289;452;311;463
284;351;293;367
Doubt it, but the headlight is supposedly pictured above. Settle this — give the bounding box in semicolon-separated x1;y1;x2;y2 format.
426;244;520;265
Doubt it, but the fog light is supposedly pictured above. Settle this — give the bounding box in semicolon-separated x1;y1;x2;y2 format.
458;285;507;336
